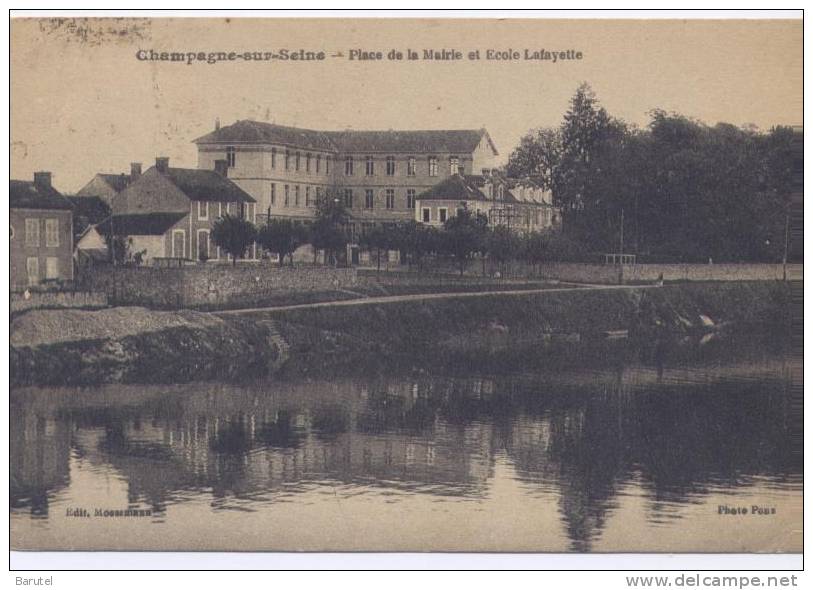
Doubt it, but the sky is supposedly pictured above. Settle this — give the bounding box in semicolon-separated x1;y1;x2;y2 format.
10;17;802;193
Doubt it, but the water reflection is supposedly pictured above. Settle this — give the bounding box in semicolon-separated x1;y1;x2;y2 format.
10;338;801;552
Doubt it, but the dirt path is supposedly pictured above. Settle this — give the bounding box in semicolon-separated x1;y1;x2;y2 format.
216;283;659;316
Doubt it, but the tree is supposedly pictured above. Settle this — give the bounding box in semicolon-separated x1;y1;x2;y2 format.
441;205;489;276
210;213;257;265
487;225;521;274
257;219;308;267
504;127;562;191
310;188;350;266
399;220;439;271
359;225;393;273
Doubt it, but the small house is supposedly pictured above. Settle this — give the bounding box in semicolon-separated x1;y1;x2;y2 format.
107;157;257;264
10;172;74;289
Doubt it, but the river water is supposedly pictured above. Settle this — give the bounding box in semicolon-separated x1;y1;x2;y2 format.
10;335;802;552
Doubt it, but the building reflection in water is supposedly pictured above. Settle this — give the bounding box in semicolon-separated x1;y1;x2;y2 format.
10;341;800;551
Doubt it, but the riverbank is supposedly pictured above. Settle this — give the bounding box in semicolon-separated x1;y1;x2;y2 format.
10;281;792;386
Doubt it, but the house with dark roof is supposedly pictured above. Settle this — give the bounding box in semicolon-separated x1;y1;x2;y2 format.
10;172;74;289
67;194;111;238
109;157;256;263
414;171;561;235
76;163;143;206
193;120;499;242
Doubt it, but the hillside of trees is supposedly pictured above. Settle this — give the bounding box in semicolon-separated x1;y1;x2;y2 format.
505;83;796;263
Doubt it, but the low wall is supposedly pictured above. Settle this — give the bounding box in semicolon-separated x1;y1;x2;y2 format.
81;264;359;309
10;290;108;313
538;263;800;284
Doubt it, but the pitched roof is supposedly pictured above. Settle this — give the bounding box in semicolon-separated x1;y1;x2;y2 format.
160;167;256;203
326;129;492;154
416;174;489;202
68;195;111;224
98;173;133;193
194;120;335;151
194;120;496;155
10;180;73;210
97;212;188;236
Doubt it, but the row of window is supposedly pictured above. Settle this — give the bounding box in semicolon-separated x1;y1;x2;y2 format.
270;184;322;208
25;256;61;285
420;206;449;224
344;188;416;210
20;218;60;248
226;146;332;175
346;155;463;177
268;185;419;210
196;201;253;221
224;146;466;178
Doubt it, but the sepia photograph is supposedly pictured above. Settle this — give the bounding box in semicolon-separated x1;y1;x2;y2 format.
8;12;803;562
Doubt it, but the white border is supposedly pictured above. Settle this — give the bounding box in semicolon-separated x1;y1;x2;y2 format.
4;7;808;576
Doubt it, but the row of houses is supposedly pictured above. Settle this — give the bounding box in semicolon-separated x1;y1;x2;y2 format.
10;120;561;288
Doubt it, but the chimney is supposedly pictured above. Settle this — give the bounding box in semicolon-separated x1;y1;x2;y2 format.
214;159;229;177
155;157;169;173
215;117;221;131
130;162;142;182
33;171;52;188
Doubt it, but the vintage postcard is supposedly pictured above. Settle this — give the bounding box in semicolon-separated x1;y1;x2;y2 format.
9;15;802;554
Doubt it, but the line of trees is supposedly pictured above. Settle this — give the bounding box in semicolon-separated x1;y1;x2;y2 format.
506;83;795;262
210;198;581;275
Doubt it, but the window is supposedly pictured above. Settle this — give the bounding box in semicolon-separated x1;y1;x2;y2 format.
422;208;431;223
407;189;416;209
428;156;438;177
316;186;322;202
226;146;236;167
305;186;312;207
450;156;459;175
25;218;39;247
345;156;354;176
407;157;416;176
343;188;354;208
171;229;186;258
45;257;59;279
316;154;321;173
295;152;301;171
365;156;375;176
271;147;277;168
306;153;312;173
295;185;300;207
285;150;291;170
365;189;374;209
270;183;276;206
197;230;210;262
26;257;38;285
44;219;59;247
386;156;396;176
498;186;504;199
284;185;290;206
438;208;448;223
386;189;395;209
198;202;208;220
326;156;331;174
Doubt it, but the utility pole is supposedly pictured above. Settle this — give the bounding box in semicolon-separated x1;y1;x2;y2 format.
783;209;790;282
618;208;625;285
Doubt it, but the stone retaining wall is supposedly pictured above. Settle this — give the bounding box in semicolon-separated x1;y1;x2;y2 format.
81;265;359;309
538;263;800;284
